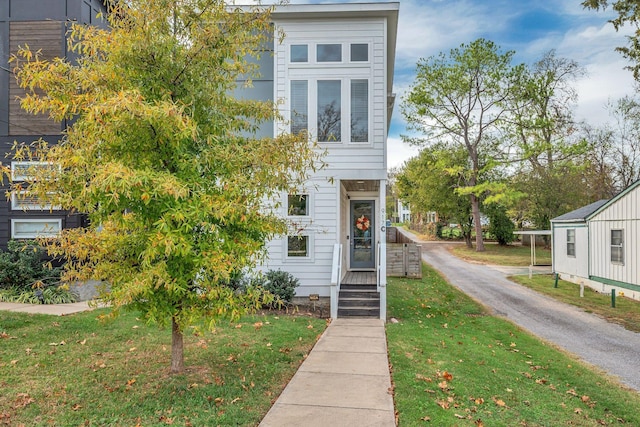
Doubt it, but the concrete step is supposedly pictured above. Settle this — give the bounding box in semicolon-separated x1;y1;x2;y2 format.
338;306;381;317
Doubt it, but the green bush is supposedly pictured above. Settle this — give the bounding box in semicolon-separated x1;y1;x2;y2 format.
0;240;75;304
0;240;62;290
262;270;299;307
485;204;515;245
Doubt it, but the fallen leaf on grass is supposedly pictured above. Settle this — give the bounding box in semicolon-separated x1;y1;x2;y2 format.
442;371;453;381
72;404;82;411
14;393;35;408
574;408;583;414
474;419;485;427
492;397;506;407
581;395;590;402
253;322;263;330
1;332;10;339
436;399;449;409
420;416;431;421
438;381;448;391
48;341;66;346
455;414;467;419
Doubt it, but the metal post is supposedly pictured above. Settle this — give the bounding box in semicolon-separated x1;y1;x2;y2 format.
580;282;584;298
554;273;559;288
611;289;616;308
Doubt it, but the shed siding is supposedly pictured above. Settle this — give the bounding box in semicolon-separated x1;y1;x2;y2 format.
588;184;640;287
552;224;588;279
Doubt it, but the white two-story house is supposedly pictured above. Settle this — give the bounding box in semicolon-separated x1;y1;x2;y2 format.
240;3;399;320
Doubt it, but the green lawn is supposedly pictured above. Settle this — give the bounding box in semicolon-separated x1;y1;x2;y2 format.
387;264;640;426
450;242;552;266
0;309;326;426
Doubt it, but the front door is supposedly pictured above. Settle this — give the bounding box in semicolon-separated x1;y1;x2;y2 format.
350;200;375;269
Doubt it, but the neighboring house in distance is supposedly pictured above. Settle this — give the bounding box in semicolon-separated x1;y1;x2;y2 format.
551;179;640;301
397;199;410;223
243;3;399;320
0;0;107;251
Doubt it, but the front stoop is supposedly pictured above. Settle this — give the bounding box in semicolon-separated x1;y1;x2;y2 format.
338;284;380;318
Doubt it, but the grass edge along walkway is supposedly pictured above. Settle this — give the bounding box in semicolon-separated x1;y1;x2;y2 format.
0;309;327;426
386;263;640;426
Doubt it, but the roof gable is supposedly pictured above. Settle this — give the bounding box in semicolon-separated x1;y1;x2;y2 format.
585;178;640;220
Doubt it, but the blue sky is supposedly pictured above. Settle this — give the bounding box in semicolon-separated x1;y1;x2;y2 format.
249;0;637;167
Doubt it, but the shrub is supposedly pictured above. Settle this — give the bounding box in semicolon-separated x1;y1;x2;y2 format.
485;204;515;245
262;270;299;307
0;240;62;291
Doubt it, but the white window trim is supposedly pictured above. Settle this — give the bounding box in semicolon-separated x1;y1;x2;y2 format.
566;229;576;258
287;193;311;218
11;218;62;239
286;77;372;146
11;191;60;211
287;41;372;67
11;161;56;181
610;229;624;265
283;233;314;262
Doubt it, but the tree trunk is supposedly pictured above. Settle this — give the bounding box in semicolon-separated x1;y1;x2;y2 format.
464;232;473;248
470;194;485;252
170;316;184;374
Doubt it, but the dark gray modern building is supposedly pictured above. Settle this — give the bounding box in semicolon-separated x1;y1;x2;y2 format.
0;0;107;250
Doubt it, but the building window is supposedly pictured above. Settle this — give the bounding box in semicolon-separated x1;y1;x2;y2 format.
317;44;341;62
11;191;58;211
350;43;368;62
11;161;56;181
291;44;308;63
350;79;368;142
288;194;309;216
291;80;308;135
611;229;624;264
566;229;575;257
317;80;341;142
287;235;309;257
11;219;62;239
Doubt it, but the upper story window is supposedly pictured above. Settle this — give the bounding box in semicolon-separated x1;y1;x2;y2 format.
350;44;368;62
566;229;575;257
317;44;342;62
317;80;341;142
611;229;624;264
291;80;308;135
291;44;308;63
351;79;368;142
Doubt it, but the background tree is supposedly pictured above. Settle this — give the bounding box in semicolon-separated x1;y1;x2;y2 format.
507;51;592;229
396;146;474;247
2;0;320;374
583;0;640;80
402;39;520;251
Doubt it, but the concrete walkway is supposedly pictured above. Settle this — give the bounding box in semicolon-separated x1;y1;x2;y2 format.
0;301;96;315
259;318;396;427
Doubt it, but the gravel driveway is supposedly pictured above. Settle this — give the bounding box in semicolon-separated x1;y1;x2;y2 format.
402;232;640;392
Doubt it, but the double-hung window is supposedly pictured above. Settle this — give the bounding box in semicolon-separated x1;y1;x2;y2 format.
566;229;575;257
611;229;624;264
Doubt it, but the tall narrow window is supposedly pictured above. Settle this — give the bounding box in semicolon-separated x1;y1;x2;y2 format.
317;80;341;142
351;79;368;142
611;229;624;263
317;44;341;62
566;229;575;257
291;80;308;135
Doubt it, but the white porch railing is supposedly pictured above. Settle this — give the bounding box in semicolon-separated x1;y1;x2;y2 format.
330;243;343;319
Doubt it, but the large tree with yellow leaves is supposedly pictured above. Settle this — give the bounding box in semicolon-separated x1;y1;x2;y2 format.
3;0;320;373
